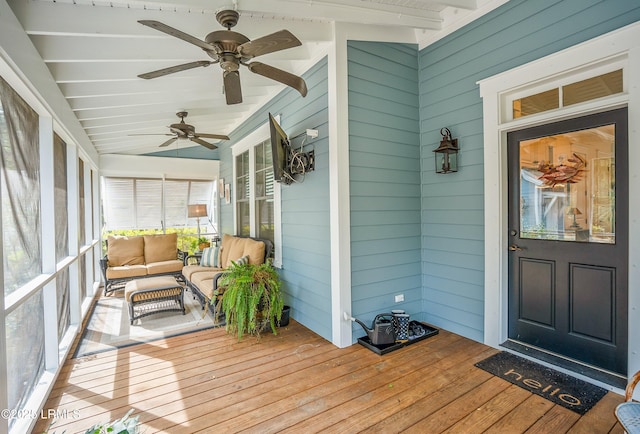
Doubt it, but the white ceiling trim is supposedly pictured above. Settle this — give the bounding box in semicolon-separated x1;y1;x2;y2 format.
5;0;501;156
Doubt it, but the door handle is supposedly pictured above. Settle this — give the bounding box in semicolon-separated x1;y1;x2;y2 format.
509;244;523;251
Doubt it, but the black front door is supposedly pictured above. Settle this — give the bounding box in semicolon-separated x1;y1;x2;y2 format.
507;108;628;375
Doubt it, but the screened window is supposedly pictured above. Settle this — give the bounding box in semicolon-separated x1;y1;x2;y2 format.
5;291;45;429
0;75;45;431
0;75;42;296
103;177;215;232
78;158;85;245
54;134;70;339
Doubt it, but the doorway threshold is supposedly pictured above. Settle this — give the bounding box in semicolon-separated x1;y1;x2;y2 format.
501;339;627;390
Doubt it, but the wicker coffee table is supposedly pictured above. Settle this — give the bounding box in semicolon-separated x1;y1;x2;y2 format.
124;276;185;324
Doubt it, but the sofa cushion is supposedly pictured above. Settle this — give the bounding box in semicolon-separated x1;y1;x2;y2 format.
107;236;145;266
106;264;147;280
191;270;219;288
194;277;215;301
144;233;178;264
182;264;222;281
201;246;221;267
146;259;183;275
124;275;181;302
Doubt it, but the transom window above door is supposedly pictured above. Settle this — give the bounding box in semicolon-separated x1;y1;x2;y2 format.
513;69;623;119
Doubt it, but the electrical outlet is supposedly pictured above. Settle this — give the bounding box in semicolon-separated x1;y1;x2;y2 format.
395;294;404;303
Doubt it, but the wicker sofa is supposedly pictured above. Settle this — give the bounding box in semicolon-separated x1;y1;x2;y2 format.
100;233;184;295
182;234;273;318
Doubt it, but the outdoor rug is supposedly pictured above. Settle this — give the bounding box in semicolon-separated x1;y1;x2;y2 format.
74;287;218;358
475;351;608;414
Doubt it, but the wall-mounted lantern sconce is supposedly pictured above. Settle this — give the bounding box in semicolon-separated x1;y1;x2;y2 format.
433;127;459;174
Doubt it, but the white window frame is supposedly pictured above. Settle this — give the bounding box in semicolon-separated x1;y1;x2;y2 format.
478;22;640;389
231;118;283;268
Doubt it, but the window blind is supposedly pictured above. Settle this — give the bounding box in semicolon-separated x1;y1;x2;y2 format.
103;177;214;231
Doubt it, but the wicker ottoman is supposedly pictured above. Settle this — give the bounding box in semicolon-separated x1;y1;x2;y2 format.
124;276;185;324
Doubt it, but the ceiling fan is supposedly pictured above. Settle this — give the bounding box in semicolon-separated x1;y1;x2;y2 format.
137;9;308;105
130;111;229;150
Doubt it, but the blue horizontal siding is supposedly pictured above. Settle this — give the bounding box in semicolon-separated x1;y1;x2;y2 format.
419;0;640;340
348;41;420;335
217;57;332;341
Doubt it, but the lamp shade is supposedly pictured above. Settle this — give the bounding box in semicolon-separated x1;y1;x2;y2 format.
188;204;208;218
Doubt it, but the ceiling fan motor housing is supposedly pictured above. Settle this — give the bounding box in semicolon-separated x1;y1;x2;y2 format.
137;9;308;105
216;9;240;29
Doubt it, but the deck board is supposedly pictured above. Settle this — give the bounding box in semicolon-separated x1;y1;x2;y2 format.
32;320;625;434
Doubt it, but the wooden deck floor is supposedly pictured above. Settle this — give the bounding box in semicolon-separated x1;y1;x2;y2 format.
33;320;625;434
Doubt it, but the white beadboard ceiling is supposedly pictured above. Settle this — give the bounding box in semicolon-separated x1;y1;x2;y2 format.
7;0;505;156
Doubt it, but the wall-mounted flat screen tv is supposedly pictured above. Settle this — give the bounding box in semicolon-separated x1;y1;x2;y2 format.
269;113;291;184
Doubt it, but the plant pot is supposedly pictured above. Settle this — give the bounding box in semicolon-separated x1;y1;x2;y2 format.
279;305;290;327
199;242;211;250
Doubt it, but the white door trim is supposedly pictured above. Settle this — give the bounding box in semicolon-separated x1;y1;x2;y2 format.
478;21;640;387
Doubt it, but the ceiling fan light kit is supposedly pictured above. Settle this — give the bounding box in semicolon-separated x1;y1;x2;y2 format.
137;9;308;105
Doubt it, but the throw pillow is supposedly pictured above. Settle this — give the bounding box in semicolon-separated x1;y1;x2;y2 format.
234;255;250;266
200;246;221;267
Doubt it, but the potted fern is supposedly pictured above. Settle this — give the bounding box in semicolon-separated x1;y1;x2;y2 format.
217;260;284;340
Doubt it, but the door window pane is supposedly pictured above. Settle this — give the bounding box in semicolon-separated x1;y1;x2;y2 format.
519;124;615;243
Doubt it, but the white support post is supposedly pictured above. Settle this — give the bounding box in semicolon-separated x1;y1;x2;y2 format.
329;23;353;348
67;143;81;325
40;116;60;371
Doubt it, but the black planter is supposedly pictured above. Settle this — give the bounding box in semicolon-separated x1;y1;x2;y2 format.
279;305;290;327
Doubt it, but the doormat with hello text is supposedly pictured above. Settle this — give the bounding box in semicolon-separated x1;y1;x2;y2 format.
474;352;607;414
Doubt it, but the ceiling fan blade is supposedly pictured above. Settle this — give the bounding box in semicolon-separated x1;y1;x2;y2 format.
196;133;230;140
237;30;301;58
159;137;178;147
246;62;308;97
224;71;243;105
190;137;217;150
138;20;214;52
138;61;213;79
